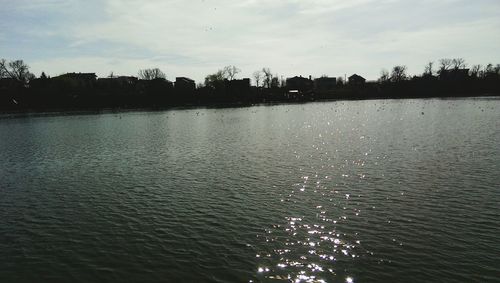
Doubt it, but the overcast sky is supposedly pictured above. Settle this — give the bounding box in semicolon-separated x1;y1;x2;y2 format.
1;0;499;82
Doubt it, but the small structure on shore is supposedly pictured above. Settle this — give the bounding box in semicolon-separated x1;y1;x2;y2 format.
348;74;366;85
314;77;337;91
286;76;313;92
175;77;196;92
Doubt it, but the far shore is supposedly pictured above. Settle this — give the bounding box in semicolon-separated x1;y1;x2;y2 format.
1;93;498;119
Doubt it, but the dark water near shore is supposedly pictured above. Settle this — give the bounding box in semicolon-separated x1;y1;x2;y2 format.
1;98;499;283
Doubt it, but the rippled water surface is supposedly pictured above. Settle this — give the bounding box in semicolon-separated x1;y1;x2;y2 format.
1;98;499;282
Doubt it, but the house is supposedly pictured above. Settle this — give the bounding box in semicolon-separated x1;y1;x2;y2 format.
314;77;336;91
98;76;138;86
227;78;250;88
96;76;138;94
348;74;366;85
226;78;251;95
175;77;196;92
54;72;97;81
286;76;313;92
115;76;138;85
141;78;174;88
53;72;97;87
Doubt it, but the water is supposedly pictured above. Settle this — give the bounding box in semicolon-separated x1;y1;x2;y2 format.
1;98;499;283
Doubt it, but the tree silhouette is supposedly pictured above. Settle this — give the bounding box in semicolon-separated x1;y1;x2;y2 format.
138;68;166;80
424;62;434;76
470;65;481;78
204;70;225;88
484;63;494;73
0;59;35;83
391;65;407;82
262;68;273;88
203;66;242;88
337;76;344;85
253;71;262;87
223;65;240;80
438;58;453;75
452;58;466;69
271;75;280;88
379;69;390;83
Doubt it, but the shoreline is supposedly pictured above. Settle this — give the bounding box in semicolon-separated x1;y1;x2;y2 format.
1;93;498;119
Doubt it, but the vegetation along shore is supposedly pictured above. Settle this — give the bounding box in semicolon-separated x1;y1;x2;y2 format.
1;58;499;113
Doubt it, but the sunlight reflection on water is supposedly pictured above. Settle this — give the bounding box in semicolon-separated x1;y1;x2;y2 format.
255;166;368;282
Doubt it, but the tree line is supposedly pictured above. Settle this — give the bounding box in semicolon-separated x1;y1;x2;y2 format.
379;58;500;83
1;58;499;112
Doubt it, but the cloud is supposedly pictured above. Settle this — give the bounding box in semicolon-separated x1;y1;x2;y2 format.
2;0;499;82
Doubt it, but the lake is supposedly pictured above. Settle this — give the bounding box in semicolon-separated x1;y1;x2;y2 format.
1;98;499;283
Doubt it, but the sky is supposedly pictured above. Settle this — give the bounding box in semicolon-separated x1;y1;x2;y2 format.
1;0;499;83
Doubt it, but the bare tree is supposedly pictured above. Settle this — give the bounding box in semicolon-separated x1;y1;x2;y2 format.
484;63;494;73
379;69;390;83
495;64;500;75
390;65;407;82
204;70;225;88
280;77;286;88
223;65;240;80
470;64;482;78
204;66;240;88
439;58;453;74
0;59;6;78
424;62;434;76
452;58;466;69
252;71;262;87
262;68;273;88
271;75;280;88
138;68;166;80
337;76;344;85
0;59;35;83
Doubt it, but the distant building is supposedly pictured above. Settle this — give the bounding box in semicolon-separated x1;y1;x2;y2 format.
227;78;250;88
286;76;313;92
98;76;138;86
145;78;174;88
115;76;138;85
314;77;336;91
227;78;251;94
348;74;366;85
175;77;196;92
54;72;97;81
96;77;138;95
53;72;97;87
